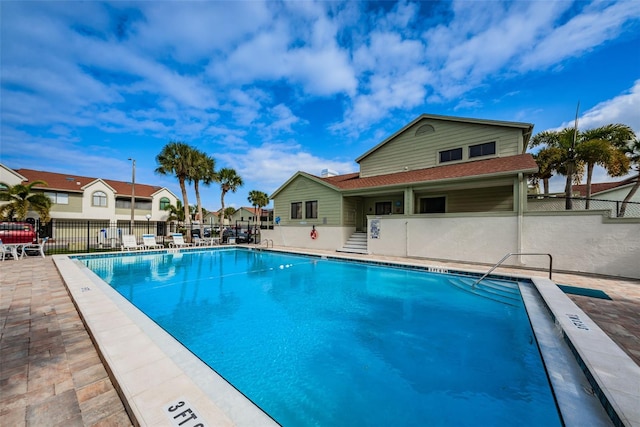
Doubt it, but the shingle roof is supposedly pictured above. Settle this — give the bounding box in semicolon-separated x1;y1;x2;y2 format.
319;154;538;190
572;174;639;196
16;168;163;198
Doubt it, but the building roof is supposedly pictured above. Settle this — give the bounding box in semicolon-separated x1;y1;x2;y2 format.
318;154;538;191
572;174;639;196
16;168;165;198
355;114;534;163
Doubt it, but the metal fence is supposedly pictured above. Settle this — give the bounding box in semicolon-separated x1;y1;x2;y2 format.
527;195;640;218
31;219;269;255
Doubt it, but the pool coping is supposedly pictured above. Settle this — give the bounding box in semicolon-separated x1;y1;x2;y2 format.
53;247;640;427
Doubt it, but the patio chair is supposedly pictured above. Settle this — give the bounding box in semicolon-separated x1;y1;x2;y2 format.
168;233;193;248
0;239;20;261
192;236;213;246
121;234;144;251
20;237;49;258
142;234;164;250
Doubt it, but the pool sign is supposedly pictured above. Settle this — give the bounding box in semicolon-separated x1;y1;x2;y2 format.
164;398;208;427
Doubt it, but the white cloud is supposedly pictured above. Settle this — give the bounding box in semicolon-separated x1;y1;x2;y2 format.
217;141;357;194
519;1;640;71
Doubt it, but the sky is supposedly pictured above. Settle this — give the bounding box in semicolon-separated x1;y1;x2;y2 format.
2;0;640;211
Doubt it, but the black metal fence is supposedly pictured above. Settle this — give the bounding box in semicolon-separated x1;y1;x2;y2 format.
31;219;269;255
527;195;640;217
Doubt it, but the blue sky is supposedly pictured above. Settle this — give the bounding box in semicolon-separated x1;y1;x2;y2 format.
2;0;640;210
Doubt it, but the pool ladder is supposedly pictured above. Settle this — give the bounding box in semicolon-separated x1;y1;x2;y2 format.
473;252;553;288
262;239;274;248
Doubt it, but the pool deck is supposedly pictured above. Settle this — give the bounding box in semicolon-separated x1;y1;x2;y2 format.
1;248;639;426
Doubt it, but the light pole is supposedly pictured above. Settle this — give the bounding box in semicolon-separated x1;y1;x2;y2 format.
146;213;151;233
128;158;136;233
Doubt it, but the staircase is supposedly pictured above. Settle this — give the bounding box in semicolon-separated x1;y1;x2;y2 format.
447;276;522;307
337;231;368;254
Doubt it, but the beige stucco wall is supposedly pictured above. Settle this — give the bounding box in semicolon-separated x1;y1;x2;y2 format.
367;214;519;264
267;212;640;279
522;212;640;278
262;226;354;251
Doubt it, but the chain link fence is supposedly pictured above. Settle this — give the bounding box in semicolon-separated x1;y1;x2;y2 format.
527;195;640;218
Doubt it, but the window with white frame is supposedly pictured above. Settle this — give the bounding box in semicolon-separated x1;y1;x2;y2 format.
44;191;69;205
92;191;107;207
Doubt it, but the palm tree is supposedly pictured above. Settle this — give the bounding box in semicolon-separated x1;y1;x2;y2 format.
619;137;640;217
188;150;217;236
532;147;564;195
223;207;236;226
0;180;52;222
164;200;186;225
530;127;583;209
247;190;269;228
156;141;195;229
576;124;634;208
217;168;243;225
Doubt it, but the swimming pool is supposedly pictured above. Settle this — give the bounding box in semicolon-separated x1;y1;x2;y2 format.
79;248;563;426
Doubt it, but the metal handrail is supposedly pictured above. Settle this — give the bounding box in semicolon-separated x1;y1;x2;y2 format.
262;239;274;248
473;252;553;288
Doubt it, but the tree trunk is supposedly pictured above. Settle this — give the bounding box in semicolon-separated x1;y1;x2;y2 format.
179;177;190;230
194;180;204;237
219;189;227;227
543;178;550;195
585;163;594;210
618;175;640;217
564;164;573;210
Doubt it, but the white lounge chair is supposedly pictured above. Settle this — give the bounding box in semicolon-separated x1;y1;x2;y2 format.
21;237;49;258
121;234;144;251
142;234;164;249
168;233;192;248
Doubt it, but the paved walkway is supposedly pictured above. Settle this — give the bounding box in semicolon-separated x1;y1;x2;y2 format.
1;257;132;426
1;254;639;426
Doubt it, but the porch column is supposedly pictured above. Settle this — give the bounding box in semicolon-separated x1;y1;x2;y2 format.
404;187;414;215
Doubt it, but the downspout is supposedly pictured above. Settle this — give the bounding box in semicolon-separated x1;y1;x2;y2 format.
517;173;524;264
405;221;409;257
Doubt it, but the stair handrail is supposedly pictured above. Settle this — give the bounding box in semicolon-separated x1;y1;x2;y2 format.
473;252;553;288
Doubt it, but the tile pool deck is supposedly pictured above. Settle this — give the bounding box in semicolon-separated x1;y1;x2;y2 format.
1;248;639;426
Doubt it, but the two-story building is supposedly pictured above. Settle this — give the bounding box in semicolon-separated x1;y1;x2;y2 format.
1;164;179;239
269;114;536;252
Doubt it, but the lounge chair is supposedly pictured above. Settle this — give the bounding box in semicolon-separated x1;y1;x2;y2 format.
168;233;193;248
20;237;49;258
121;234;144;251
142;234;164;249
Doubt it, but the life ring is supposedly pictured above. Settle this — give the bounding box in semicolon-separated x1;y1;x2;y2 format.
310;229;318;240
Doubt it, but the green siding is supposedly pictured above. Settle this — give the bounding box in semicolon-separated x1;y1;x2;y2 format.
415;185;514;213
359;119;523;177
273;176;342;226
49;192;82;213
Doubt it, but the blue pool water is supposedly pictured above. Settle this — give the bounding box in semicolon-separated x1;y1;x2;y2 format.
80;248;562;426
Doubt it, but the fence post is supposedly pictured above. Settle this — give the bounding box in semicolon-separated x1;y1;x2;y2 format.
86;221;91;252
616;201;620;217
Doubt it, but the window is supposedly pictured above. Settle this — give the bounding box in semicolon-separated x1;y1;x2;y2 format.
159;197;170;210
92;191;107;207
116;199;152;210
420;197;446;213
44;191;69;205
439;148;462;163
469;141;496;158
375;202;392;215
305;201;318;219
291;202;302;219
